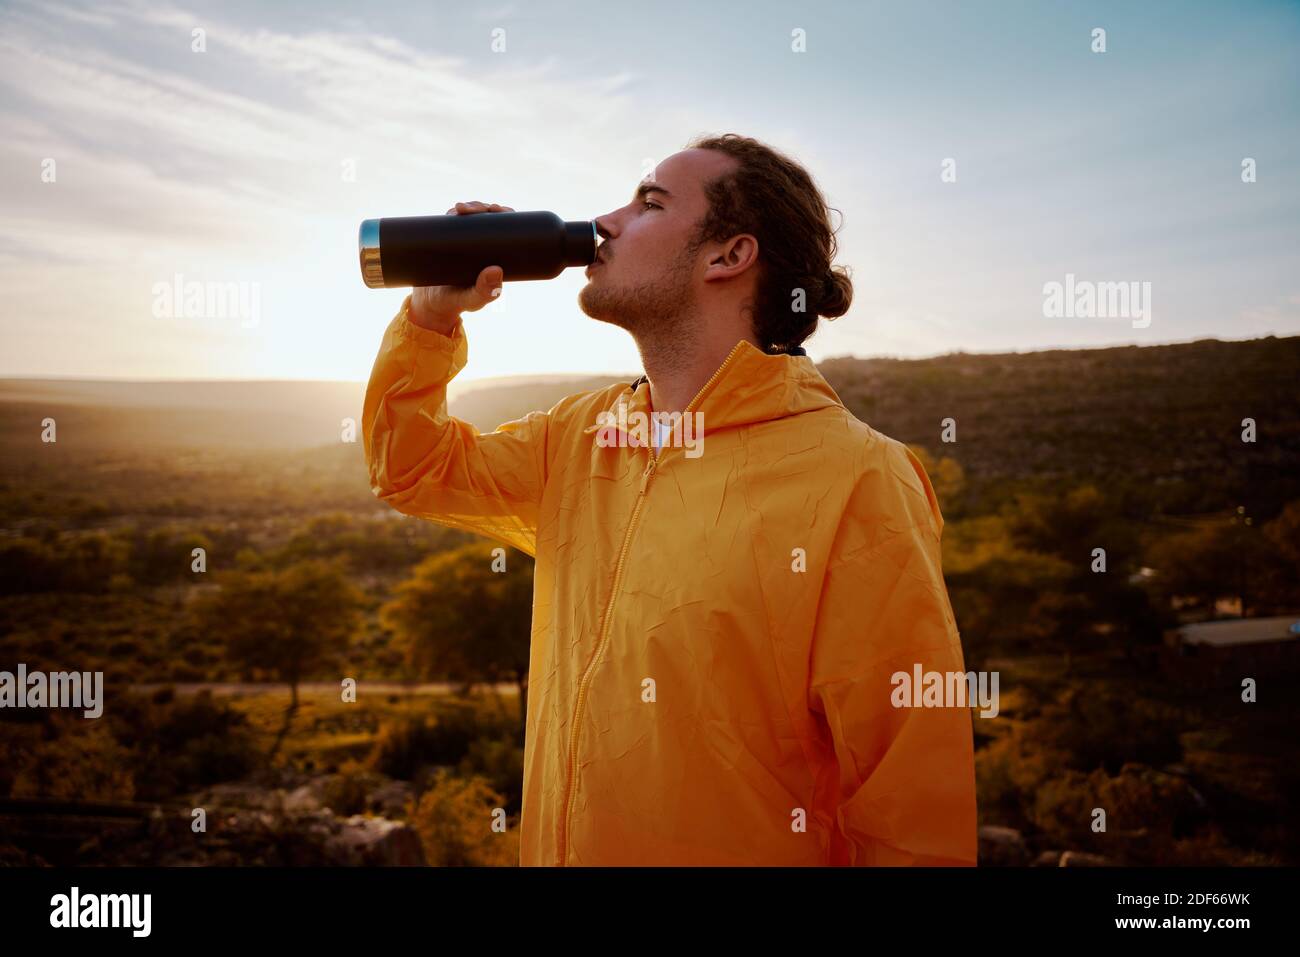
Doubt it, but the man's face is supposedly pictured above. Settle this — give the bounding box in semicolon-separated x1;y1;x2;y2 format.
578;148;738;334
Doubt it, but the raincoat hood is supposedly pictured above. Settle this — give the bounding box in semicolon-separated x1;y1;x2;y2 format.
581;338;848;445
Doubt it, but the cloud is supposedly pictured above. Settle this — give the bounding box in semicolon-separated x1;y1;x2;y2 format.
0;0;639;261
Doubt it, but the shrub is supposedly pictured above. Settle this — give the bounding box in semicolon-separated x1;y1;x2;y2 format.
459;737;524;812
1031;689;1184;775
369;700;514;781
109;690;260;799
0;538;64;594
323;759;385;817
1031;763;1205;863
9;720;136;802
975;727;1056;832
409;769;518;866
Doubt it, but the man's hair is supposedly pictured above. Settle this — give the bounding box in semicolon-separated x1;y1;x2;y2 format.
684;133;853;354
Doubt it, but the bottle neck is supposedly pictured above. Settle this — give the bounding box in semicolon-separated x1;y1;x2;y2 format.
563;220;598;267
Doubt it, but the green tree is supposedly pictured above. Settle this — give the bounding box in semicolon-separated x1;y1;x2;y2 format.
380;543;533;741
941;513;1075;657
190;558;364;757
1005;485;1159;659
908;445;966;515
1146;509;1274;617
1258;501;1300;613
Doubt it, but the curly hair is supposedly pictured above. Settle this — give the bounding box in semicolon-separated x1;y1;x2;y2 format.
683;133;852;354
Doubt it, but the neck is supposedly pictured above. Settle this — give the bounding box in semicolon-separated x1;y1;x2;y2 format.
633;321;761;417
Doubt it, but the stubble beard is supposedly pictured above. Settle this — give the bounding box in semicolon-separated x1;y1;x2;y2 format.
578;242;700;340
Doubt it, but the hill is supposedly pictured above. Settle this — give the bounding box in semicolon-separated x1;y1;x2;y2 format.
3;335;1296;518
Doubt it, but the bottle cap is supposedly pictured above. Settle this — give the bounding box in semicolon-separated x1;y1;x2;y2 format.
359;219;384;288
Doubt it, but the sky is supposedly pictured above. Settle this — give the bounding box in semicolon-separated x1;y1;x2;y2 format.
1;0;1297;384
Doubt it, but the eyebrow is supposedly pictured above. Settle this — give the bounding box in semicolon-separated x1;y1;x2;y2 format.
634;181;673;202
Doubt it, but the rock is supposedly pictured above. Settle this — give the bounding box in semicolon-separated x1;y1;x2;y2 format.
978;825;1028;866
64;775;430;866
366;780;416;819
1059;850;1111;867
193;782;282;811
326;815;425;866
284;784;324;814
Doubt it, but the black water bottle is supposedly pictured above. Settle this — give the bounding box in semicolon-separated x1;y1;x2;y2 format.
359;211;598;288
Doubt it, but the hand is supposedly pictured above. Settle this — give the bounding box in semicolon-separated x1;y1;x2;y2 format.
408;201;515;333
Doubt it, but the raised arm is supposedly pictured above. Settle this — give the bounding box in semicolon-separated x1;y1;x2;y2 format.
362;201;552;558
362;296;553;558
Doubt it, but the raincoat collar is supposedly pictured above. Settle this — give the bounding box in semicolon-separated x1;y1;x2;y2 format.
582;338;845;444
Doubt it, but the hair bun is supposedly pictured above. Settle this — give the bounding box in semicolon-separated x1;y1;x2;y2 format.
818;265;853;319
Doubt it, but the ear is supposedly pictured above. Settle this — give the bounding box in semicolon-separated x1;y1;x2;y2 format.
702;234;759;282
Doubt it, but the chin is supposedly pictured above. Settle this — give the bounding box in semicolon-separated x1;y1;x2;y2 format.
577;290;625;329
577;285;605;319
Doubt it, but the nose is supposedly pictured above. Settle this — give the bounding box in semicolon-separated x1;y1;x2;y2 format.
592;214;617;259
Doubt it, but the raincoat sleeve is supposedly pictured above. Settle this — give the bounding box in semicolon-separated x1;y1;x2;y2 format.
807;443;978;866
362;295;551;559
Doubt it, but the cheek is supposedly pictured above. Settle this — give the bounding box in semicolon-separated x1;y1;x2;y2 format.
625;230;670;269
618;218;682;273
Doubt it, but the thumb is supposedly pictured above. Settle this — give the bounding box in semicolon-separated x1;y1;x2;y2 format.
477;265;504;302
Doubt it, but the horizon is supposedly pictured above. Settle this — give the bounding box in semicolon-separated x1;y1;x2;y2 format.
0;328;1292;386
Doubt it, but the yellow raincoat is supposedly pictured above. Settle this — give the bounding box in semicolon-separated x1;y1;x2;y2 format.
363;296;977;866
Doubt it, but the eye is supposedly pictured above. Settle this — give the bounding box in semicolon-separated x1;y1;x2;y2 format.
641;200;661;210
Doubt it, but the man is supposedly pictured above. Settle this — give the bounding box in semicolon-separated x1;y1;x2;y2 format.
362;133;977;866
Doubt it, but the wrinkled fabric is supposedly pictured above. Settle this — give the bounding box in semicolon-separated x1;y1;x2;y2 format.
362;295;977;866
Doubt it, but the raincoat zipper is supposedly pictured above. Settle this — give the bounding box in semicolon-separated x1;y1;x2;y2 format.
557;339;748;865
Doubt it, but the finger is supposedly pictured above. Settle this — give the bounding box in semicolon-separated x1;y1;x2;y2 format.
478;265;504;299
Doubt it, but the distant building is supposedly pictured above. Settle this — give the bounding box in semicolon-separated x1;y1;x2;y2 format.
1162;616;1300;686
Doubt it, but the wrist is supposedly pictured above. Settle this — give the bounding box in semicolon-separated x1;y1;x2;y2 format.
406;295;461;335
